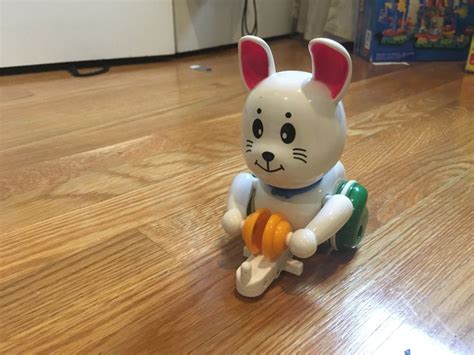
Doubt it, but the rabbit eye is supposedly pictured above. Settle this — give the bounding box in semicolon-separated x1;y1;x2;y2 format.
252;119;263;139
280;123;295;144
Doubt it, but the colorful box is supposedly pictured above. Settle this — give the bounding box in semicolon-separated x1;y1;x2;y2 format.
355;0;474;61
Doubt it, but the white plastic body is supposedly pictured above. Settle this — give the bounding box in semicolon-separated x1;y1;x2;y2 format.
253;161;346;231
241;71;348;189
224;36;355;297
236;248;302;298
227;173;257;217
304;192;353;244
231;163;353;297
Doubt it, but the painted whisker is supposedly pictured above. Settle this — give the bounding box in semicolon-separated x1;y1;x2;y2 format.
293;152;307;158
293;157;307;163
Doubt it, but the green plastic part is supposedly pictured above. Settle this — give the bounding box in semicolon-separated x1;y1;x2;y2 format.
334;181;369;251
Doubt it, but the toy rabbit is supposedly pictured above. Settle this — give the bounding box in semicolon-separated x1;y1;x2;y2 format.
223;36;368;297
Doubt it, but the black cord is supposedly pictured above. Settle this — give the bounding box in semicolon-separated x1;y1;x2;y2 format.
241;0;248;36
67;64;109;77
241;0;258;36
251;0;258;35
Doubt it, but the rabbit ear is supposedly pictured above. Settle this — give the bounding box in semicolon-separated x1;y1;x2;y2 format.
308;38;352;102
239;36;276;90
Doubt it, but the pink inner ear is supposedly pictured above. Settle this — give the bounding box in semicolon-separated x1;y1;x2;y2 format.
310;43;349;99
241;41;270;90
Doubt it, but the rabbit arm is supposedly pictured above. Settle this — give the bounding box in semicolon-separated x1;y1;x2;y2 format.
226;172;257;216
306;194;353;243
288;194;352;258
222;173;257;236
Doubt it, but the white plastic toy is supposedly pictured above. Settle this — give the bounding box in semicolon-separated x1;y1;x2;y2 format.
223;36;369;297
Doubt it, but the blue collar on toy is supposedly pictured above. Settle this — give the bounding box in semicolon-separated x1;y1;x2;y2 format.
268;177;323;199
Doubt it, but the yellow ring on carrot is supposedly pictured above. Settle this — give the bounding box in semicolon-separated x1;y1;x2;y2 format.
273;220;292;258
262;213;284;260
242;208;271;254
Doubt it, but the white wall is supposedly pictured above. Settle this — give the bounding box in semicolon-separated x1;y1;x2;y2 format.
0;0;175;67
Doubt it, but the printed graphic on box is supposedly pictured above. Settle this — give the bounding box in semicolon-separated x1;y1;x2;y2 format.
357;0;474;61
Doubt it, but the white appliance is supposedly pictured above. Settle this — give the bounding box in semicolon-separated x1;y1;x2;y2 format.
0;0;175;68
0;0;296;68
173;0;296;53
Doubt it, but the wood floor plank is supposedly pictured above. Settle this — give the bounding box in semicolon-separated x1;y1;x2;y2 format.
0;156;240;285
0;230;182;352
0;72;467;233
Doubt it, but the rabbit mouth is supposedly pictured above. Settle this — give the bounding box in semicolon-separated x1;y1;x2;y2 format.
255;160;285;173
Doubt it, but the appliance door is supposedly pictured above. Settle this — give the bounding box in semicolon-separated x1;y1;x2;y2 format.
1;0;175;68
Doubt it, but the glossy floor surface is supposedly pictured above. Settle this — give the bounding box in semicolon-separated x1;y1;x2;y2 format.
1;37;472;353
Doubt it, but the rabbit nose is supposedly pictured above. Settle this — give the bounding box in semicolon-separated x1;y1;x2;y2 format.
262;151;275;162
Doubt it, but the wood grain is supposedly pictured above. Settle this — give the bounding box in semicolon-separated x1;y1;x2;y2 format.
1;37;472;353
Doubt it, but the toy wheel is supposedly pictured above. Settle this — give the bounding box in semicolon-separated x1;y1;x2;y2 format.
332;180;369;251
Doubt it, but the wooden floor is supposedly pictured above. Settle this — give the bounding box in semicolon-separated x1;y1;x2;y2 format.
0;37;472;353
